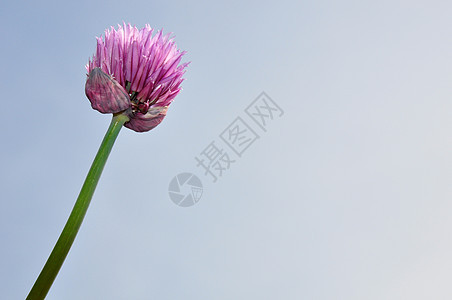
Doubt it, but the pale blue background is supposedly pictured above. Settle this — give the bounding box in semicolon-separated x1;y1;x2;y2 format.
1;0;451;299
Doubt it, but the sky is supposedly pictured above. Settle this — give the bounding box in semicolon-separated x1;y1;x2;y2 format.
1;0;451;299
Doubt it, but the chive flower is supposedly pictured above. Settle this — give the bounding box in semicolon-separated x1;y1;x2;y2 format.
27;24;190;300
85;23;189;132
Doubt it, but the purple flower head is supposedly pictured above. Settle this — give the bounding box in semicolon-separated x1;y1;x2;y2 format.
86;23;189;132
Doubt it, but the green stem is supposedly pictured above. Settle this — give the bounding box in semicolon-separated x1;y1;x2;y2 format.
27;113;129;300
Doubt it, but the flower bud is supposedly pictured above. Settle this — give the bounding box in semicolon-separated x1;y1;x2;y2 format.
124;106;168;133
85;68;131;114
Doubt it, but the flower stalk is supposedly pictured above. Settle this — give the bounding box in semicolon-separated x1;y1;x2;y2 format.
27;113;129;300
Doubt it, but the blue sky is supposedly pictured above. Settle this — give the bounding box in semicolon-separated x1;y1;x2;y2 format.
1;0;451;299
